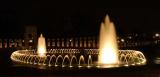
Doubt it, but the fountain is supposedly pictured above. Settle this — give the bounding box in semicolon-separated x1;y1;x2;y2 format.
37;34;46;57
98;15;119;68
10;15;146;68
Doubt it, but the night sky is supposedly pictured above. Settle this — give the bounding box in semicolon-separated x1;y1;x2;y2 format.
0;1;160;38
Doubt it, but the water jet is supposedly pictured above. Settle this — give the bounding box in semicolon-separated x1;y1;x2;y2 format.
10;15;146;69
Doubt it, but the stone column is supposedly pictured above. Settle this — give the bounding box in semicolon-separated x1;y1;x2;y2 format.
47;39;50;47
84;37;87;48
75;38;78;48
61;38;65;47
88;37;91;48
4;39;8;48
0;39;2;48
66;38;70;47
80;37;83;48
57;38;60;47
52;39;56;47
92;37;96;48
70;38;74;47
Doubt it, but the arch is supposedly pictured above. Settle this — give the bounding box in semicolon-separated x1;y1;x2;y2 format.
62;55;70;67
48;55;56;66
78;55;85;67
55;55;63;66
70;55;78;67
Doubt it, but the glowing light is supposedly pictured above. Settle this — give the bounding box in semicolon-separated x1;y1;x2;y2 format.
155;33;159;37
98;15;119;65
121;39;125;42
37;34;46;57
10;15;147;68
128;36;132;39
10;49;146;67
99;48;118;64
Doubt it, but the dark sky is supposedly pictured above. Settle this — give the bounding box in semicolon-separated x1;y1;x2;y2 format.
0;1;160;37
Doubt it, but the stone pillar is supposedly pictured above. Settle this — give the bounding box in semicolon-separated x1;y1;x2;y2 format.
66;38;70;47
14;39;17;47
52;39;56;47
92;37;96;48
70;38;74;47
84;37;87;48
9;39;13;48
61;38;65;47
80;37;83;48
57;38;60;47
88;37;91;48
47;39;51;47
75;38;78;48
18;39;22;47
4;39;8;48
0;39;2;48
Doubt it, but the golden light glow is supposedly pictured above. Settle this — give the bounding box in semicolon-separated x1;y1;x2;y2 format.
98;15;119;65
10;15;147;68
37;34;46;57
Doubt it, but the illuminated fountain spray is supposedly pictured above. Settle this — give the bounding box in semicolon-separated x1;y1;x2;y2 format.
98;15;119;67
10;15;146;68
37;34;46;57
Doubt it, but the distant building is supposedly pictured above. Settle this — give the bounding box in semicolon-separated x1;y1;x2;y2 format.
24;26;37;49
